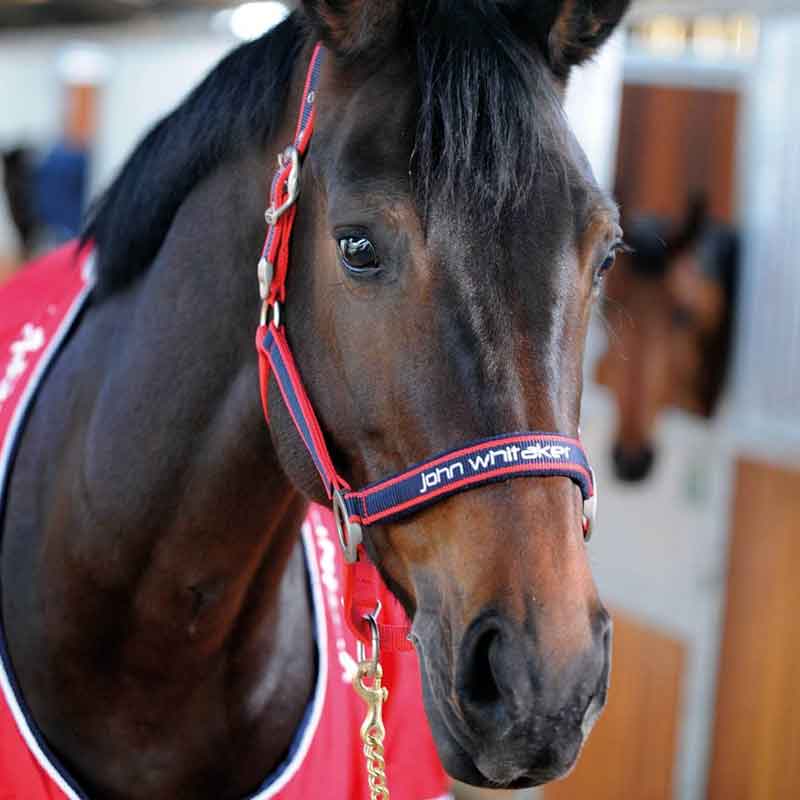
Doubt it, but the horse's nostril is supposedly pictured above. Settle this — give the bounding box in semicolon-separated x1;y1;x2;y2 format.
463;625;503;708
612;442;655;482
594;608;613;644
456;616;529;732
596;610;613;684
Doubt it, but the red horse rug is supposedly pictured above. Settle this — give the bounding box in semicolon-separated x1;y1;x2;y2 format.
0;243;449;799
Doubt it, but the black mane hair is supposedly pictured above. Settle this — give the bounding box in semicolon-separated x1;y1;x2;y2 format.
412;1;564;223
84;14;304;298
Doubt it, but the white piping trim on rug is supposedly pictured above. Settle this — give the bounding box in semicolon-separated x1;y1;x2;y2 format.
0;272;94;800
248;523;329;799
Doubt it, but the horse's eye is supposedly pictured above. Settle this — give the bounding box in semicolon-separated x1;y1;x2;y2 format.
595;240;628;283
597;251;617;278
338;236;379;274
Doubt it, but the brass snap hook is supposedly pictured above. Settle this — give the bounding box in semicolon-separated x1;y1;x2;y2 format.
352;605;390;799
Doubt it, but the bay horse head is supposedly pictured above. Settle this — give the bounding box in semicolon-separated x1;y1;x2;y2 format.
597;197;739;482
269;0;630;787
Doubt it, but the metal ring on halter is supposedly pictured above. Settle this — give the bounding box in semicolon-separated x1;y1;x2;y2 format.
259;300;282;328
356;603;382;672
257;257;274;301
583;468;598;542
264;146;300;226
333;488;363;564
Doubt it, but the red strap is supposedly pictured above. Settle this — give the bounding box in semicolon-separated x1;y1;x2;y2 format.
262;42;323;307
255;45;413;653
256;326;272;424
343;550;414;653
258;322;413;653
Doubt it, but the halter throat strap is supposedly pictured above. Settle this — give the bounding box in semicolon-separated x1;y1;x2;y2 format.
254;43;597;650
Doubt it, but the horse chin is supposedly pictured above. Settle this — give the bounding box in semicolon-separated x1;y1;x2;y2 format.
416;655;588;790
424;700;585;790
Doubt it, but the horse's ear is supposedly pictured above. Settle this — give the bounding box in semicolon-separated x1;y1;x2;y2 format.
300;1;404;60
668;193;710;255
510;0;631;80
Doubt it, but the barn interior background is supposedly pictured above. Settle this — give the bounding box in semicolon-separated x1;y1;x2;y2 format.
0;1;798;798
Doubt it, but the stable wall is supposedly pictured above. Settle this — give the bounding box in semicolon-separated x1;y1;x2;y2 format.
0;18;624;266
0;16;237;262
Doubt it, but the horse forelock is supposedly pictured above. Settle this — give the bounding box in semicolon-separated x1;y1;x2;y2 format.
411;1;568;227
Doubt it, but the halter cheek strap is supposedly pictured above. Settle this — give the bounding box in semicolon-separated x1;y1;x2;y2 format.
254;44;598;652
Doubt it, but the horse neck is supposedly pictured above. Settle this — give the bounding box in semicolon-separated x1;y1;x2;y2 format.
92;136;318;610
73;136;318;779
65;140;321;789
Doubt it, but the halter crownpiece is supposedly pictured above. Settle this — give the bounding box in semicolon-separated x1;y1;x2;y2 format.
254;43;598;643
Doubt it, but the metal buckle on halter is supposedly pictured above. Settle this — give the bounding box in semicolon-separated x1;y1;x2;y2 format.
257;257;281;328
259;299;282;328
257;257;274;301
333;488;363;564
583;468;598;541
264;146;301;226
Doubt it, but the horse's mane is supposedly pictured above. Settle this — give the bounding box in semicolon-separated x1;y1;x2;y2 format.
83;15;304;298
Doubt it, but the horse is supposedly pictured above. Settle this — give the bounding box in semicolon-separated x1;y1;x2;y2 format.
2;146;38;261
596;197;739;481
0;1;630;796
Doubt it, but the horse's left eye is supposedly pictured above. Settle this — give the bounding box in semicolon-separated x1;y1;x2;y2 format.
338;237;379;274
595;241;627;282
597;251;617;278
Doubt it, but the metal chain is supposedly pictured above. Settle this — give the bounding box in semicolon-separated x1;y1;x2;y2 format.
353;656;390;799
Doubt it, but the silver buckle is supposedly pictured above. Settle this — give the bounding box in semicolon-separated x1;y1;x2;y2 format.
259;299;282;329
333;489;363;564
264;146;300;226
257;257;274;301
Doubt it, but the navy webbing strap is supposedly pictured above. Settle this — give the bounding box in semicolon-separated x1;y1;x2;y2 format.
342;433;593;527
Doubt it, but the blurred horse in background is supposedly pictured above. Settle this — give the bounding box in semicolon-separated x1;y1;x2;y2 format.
2;140;90;274
1;147;38;265
596;197;739;482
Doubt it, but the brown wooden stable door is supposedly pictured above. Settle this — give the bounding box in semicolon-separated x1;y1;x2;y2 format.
707;459;800;800
544;612;684;800
615;84;739;225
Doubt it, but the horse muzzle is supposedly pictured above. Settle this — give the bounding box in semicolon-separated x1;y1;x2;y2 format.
414;607;612;789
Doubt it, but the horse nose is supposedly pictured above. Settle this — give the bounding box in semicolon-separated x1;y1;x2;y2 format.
455;609;612;742
613;441;655;482
455;614;534;734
